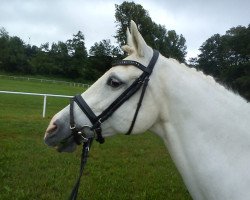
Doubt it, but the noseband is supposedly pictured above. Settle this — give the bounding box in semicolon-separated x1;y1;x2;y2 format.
69;50;159;145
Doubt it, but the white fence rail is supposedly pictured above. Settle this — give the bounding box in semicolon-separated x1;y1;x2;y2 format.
0;90;73;118
0;74;90;88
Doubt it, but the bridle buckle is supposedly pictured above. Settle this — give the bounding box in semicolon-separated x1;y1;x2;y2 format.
77;131;89;143
70;125;76;130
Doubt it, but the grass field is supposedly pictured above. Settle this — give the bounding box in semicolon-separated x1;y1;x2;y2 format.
0;77;191;200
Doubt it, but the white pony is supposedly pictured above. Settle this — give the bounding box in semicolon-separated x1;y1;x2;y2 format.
45;21;250;200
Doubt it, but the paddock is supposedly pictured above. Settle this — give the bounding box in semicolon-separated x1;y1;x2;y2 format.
0;77;191;199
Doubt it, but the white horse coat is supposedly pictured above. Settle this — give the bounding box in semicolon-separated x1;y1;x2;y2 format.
45;21;250;200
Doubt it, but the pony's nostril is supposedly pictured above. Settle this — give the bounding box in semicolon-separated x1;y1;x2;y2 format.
46;123;58;134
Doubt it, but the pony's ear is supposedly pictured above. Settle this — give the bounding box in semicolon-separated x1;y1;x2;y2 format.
122;45;134;55
126;27;134;47
130;20;151;57
122;28;135;55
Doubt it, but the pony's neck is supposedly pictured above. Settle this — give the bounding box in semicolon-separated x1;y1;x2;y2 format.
150;57;250;200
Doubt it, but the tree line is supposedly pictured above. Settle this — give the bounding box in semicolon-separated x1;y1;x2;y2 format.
0;1;187;82
0;1;249;101
0;29;121;82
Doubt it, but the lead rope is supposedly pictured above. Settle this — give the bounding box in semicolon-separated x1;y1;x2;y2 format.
68;138;93;200
68;76;149;199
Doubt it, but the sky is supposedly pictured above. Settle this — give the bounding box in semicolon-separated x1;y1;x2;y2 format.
0;0;249;60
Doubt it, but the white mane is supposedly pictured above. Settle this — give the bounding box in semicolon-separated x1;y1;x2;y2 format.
163;56;247;106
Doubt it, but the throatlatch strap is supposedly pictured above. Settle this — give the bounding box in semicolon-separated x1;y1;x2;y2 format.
126;76;150;135
147;50;159;73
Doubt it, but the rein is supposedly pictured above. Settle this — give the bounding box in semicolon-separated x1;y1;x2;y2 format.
68;49;159;200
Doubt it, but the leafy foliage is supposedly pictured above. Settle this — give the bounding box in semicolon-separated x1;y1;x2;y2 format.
87;39;122;80
0;28;28;73
0;29;123;82
0;29;89;80
29;31;88;79
114;1;187;62
191;25;250;101
0;2;188;81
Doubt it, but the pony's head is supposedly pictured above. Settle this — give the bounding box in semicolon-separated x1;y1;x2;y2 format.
44;21;162;152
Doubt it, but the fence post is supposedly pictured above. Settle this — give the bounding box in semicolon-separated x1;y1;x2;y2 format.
43;95;47;118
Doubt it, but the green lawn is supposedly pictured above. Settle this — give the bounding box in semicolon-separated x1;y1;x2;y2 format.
0;77;191;199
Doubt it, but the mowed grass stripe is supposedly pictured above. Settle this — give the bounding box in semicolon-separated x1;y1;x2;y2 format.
0;77;191;199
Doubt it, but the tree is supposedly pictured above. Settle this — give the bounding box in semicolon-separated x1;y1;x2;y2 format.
0;27;10;71
66;31;88;78
114;1;187;62
29;43;56;75
86;39;122;80
115;2;154;46
197;34;223;77
0;29;28;72
195;24;250;101
30;32;89;79
188;57;198;68
67;31;87;58
156;28;187;63
89;39;120;57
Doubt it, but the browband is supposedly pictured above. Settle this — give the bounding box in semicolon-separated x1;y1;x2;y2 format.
112;60;151;74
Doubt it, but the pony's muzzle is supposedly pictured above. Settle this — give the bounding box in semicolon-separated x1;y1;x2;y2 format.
45;123;57;136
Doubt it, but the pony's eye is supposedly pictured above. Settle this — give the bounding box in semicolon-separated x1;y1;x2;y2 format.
107;77;123;88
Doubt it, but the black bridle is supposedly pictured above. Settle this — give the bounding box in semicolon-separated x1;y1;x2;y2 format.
68;49;159;200
69;49;159;145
